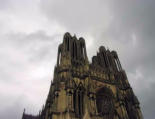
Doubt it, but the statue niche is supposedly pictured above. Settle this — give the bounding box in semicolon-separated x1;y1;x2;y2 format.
96;87;115;119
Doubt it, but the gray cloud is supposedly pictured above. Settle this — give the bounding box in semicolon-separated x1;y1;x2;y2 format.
41;0;155;119
41;0;112;34
0;31;62;119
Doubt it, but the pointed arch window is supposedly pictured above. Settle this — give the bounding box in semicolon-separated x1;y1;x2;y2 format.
73;83;84;117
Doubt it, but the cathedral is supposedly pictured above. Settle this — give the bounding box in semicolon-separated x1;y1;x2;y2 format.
22;32;143;119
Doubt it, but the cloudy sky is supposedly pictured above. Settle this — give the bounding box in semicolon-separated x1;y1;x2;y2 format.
0;0;155;119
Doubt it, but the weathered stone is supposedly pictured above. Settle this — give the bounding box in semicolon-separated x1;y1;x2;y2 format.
22;32;143;119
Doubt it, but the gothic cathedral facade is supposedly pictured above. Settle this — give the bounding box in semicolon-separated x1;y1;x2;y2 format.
22;33;143;119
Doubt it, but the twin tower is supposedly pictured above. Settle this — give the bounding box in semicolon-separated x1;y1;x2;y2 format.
22;33;143;119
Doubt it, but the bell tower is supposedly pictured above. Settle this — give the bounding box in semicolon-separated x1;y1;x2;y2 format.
36;32;143;119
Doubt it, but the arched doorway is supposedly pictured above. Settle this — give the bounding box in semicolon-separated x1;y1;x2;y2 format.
96;87;115;118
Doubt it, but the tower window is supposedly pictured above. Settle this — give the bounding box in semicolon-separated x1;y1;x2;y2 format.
73;85;84;117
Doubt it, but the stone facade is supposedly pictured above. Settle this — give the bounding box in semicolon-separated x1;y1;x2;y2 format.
22;32;143;119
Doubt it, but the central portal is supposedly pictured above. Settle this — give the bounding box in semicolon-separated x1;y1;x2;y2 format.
96;87;115;119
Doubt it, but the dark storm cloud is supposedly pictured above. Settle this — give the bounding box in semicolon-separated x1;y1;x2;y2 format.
41;0;155;119
41;0;111;33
